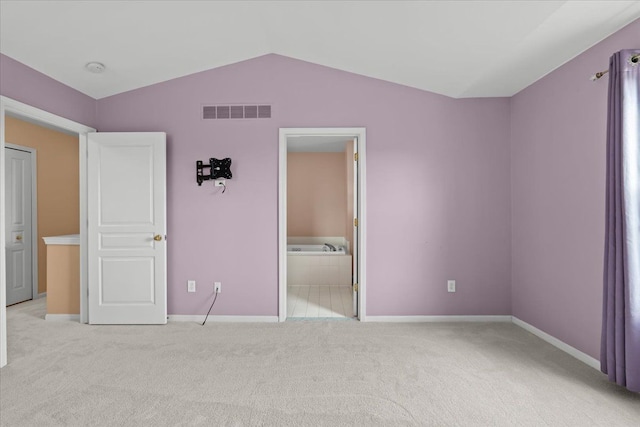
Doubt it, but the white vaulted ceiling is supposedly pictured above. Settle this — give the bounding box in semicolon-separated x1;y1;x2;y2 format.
1;1;639;99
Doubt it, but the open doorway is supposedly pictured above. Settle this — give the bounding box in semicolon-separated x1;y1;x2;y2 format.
0;96;95;367
4;117;81;315
278;128;366;322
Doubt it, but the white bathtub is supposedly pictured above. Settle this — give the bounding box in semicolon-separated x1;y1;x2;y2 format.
287;244;351;286
287;244;346;255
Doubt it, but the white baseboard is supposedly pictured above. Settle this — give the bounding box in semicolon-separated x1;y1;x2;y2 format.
46;309;597;370
45;314;80;321
366;315;599;371
512;317;600;370
168;315;278;323
365;315;513;323
36;292;47;299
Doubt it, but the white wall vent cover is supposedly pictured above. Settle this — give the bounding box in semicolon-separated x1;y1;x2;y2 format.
202;105;271;120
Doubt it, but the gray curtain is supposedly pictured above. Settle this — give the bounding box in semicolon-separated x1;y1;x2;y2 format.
602;49;640;393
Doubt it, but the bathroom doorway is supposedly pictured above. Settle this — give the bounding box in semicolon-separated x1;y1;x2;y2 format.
278;128;366;321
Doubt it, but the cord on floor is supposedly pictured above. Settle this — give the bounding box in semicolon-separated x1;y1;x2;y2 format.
201;292;219;326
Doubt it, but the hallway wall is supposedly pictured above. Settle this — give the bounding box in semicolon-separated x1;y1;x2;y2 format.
5;116;79;294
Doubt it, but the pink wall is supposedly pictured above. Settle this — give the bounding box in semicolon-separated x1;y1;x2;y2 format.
96;54;512;316
510;18;640;359
0;54;97;128
287;152;347;238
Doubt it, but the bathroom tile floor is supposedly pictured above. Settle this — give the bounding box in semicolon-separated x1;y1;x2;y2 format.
287;285;353;318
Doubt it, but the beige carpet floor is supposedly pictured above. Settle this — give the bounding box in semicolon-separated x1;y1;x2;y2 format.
0;299;638;426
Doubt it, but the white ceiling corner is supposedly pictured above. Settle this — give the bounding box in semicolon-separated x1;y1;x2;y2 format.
1;1;639;99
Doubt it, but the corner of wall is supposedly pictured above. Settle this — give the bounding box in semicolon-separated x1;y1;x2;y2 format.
507;95;514;316
0;53;98;129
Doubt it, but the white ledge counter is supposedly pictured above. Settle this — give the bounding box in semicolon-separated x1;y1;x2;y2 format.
42;234;80;246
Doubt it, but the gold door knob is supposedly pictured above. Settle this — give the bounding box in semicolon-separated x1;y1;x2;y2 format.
154;235;162;241
16;235;22;241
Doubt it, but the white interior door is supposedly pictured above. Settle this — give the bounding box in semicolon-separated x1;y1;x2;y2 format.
352;138;358;317
4;147;33;306
88;132;166;324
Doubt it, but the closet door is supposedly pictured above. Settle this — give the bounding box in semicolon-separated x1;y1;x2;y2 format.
4;147;33;306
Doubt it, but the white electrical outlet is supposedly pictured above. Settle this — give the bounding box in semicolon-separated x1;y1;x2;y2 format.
214;282;222;293
447;280;456;293
214;179;226;187
187;280;196;293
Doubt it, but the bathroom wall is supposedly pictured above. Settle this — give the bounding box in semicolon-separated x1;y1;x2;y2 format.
287;152;347;238
96;54;511;316
510;18;640;359
5;116;80;294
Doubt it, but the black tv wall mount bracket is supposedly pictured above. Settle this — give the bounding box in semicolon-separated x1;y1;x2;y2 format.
196;158;232;186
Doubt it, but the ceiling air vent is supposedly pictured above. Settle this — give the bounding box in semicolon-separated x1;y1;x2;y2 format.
202;104;272;120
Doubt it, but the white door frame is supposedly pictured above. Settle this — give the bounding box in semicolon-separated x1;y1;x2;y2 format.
278;127;367;322
0;96;96;368
4;143;38;301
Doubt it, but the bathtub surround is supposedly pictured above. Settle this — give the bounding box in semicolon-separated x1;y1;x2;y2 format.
0;18;638;371
287;236;348;247
287;243;348;254
287;244;352;287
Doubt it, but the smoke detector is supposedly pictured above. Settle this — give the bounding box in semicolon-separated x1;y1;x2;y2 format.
85;62;105;73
